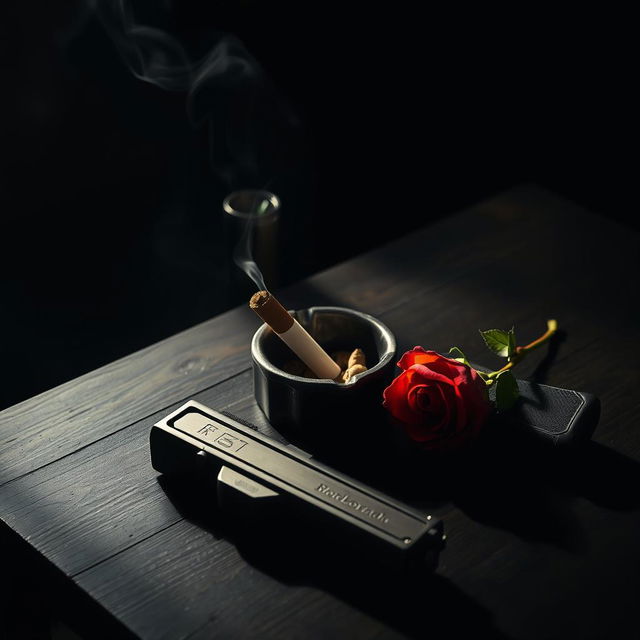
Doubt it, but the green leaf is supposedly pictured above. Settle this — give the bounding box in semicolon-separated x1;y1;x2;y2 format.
479;329;512;358
495;370;519;411
448;346;469;366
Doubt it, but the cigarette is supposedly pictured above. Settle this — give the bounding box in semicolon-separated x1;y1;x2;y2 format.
250;291;342;380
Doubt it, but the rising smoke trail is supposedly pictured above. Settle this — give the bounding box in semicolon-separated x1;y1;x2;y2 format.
91;0;296;291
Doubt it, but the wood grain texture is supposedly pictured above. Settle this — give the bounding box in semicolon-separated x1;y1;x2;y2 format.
0;308;256;486
2;184;635;487
0;371;251;575
74;517;509;640
1;185;639;640
0;184;583;485
2;205;624;580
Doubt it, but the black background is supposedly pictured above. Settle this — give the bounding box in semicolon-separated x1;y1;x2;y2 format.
0;2;636;410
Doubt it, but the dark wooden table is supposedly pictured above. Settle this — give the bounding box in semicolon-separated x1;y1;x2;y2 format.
2;185;639;640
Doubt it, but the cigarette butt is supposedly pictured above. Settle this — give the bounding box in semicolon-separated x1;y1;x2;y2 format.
331;351;351;371
343;363;368;382
348;348;366;369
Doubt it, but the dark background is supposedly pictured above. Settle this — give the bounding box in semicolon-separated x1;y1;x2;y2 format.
0;2;635;410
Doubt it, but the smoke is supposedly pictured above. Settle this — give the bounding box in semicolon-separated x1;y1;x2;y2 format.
92;0;191;91
91;0;296;291
233;214;267;292
226;192;278;292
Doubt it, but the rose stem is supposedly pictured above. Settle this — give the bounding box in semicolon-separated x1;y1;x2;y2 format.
487;319;558;379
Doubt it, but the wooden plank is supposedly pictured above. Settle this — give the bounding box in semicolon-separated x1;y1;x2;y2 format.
69;189;639;639
0;370;261;576
2;184;635;512
2;186;639;639
74;516;514;640
70;341;640;640
2;220;630;583
0;184;596;485
72;519;388;640
72;438;640;640
0;308;257;486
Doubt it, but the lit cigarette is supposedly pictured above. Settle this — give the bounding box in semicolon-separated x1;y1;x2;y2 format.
250;291;341;380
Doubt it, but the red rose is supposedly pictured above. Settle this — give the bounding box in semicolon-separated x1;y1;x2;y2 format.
382;347;492;452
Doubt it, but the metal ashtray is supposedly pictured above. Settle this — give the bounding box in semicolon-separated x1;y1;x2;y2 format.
251;306;397;448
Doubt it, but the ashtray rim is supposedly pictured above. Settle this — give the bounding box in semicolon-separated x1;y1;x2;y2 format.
251;306;397;388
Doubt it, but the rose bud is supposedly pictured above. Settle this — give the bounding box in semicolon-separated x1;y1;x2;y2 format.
382;347;492;452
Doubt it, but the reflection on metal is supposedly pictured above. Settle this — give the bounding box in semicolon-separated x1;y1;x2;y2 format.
223;190;280;298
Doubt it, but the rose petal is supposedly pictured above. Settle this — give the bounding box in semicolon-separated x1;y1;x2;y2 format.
384;349;493;452
408;363;456;387
407;384;430;413
403;384;452;442
423;353;468;380
382;370;426;426
408;385;448;426
411;385;442;414
397;347;435;371
451;383;468;432
420;383;454;425
450;366;491;433
436;383;457;433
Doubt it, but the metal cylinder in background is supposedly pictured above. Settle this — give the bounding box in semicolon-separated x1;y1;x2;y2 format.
222;189;280;307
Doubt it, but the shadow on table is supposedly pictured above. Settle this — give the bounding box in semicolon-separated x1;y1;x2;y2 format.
156;404;640;637
254;318;640;554
158;307;638;638
356;429;640;555
242;422;640;558
158;474;512;640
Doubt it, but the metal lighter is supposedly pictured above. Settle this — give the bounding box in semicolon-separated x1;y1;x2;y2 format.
150;400;445;570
